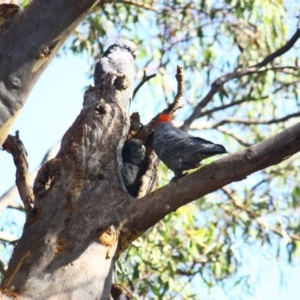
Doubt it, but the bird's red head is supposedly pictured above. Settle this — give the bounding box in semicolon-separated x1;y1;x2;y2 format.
155;114;172;126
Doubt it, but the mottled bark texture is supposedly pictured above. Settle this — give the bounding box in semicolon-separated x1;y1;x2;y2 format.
1;72;133;300
2;131;34;214
0;0;101;145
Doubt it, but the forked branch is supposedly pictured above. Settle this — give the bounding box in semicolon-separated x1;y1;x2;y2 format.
133;70;156;99
180;15;300;131
135;65;184;142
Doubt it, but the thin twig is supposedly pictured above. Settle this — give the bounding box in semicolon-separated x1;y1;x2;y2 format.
2;131;34;214
190;76;300;119
217;127;251;147
165;65;185;116
198;95;268;118
251;16;300;68
135;65;184;142
0;232;18;243
195;112;300;130
181;20;300;131
132;70;156;99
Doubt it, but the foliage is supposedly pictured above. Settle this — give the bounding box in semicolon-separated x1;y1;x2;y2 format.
7;0;300;298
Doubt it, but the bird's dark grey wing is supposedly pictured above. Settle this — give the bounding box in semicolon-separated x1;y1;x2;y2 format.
154;123;226;173
155;126;223;156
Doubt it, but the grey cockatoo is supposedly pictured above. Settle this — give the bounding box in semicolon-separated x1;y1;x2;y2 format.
122;139;146;196
94;39;137;108
153;114;227;179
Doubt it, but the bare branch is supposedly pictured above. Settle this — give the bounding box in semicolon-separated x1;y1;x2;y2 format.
251;18;300;68
216;127;251;147
132;70;156;99
198;77;300;119
194;113;300;130
166;65;185;116
181;22;300;131
0;142;60;212
2;131;34;214
6;202;24;211
198;95;268;118
123;121;300;241
0;232;18;243
135;65;184;142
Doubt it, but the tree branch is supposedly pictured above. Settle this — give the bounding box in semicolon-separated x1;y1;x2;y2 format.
0;0;101;145
122;121;300;243
166;65;184;116
194;113;300;130
180;20;300;131
198;95;268;118
135;65;184;142
132;70;156;99
0;142;60;211
0;232;18;243
251;16;300;68
2;131;34;214
216;127;251;147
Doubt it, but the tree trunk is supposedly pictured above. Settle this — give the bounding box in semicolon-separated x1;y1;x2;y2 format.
0;0;100;145
1;72;132;300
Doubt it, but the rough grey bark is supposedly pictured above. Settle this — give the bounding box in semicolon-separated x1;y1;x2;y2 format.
1;62;300;300
0;0;101;145
1;72;132;299
2;131;34;214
